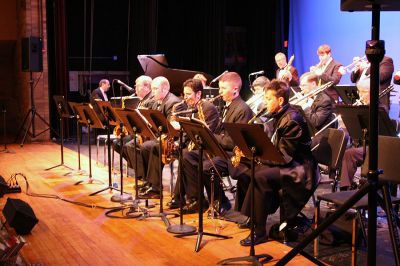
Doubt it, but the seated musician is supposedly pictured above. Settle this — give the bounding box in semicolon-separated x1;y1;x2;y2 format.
339;78;371;191
246;76;270;114
125;76;184;198
236;79;319;246
180;72;253;214
298;72;336;145
113;75;155;158
275;52;299;87
310;44;342;103
168;78;220;209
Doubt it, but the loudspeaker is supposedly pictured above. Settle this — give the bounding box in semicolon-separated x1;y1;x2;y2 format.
2;198;38;235
21;36;43;72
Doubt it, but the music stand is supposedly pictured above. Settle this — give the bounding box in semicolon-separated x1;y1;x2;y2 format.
137;109;179;228
89;101;122;197
67;102;87;176
73;103;104;184
0;100;15;154
175;119;232;252
218;123;285;265
335;85;359;105
45;95;75;174
110;96;141;109
167;117;197;234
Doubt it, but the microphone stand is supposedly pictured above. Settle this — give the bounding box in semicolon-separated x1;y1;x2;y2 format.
0;104;14;154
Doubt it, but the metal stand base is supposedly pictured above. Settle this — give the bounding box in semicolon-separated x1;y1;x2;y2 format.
111;193;133;202
167;224;197;234
217;254;273;266
45;163;75;176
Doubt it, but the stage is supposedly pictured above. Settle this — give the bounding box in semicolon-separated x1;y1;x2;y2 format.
0;142;314;265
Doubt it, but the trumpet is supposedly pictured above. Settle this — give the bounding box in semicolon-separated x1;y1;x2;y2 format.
339;55;368;74
290;81;334;105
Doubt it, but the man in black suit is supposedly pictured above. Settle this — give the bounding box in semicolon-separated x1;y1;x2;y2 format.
167;78;220;209
91;79;110;102
310;44;342;102
133;76;184;198
180;72;253;214
113;75;155;158
298;72;335;144
237;80;319;246
275;52;299;87
350;56;394;111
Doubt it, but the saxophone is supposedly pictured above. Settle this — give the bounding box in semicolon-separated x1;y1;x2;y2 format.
161;101;185;164
113;97;129;137
187;99;206;151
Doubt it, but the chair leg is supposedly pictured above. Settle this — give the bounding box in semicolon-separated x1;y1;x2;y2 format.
104;139;106;165
169;161;175;194
351;215;358;266
96;137;100;165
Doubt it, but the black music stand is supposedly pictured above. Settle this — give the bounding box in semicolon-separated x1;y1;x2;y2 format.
135;109;179;228
89;101;122;197
218;123;285;265
0;100;14;154
73;103;104;185
335;85;359;105
45;95;75;174
167;117;197;234
175;119;231;252
110;96;141;109
115;109;158;209
67;102;87;176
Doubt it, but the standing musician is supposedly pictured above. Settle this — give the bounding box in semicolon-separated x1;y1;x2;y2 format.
310;44;342;103
298;72;336;144
167;78;220;209
275;52;299;87
236;79;319;246
125;76;184;198
246;76;270;114
350;55;394;111
90;79;110;124
113;75;154;160
180;72;253;214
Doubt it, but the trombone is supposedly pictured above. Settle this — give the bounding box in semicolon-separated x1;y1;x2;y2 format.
290;81;334;105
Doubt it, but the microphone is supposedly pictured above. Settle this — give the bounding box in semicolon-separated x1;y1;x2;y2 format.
172;108;198;116
249;70;264;76
393;70;400;85
248;107;268;124
116;79;135;93
210;70;228;84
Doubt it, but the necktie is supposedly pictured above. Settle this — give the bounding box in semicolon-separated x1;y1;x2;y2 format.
222;106;229;122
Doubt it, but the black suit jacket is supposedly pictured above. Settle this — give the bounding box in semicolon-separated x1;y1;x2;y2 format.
90;87;107;123
91;88;107;102
138;92;156;109
350;56;394;111
155;92;184;120
214;96;254;150
318;59;343;102
303;92;334;132
196;100;220;133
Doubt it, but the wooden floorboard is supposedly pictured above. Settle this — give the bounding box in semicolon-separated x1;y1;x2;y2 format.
0;142;315;265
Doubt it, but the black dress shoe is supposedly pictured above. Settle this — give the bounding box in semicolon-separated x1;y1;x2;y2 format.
240;231;268;246
181;200;209;214
237;217;251;229
139;187;160;199
167;198;181;209
138;182;151;190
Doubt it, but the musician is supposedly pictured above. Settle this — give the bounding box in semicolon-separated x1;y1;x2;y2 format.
299;72;335;143
246;76;270;114
129;76;184;198
168;78;220;209
275;52;299;87
350;56;394;111
113;75;154;158
90;79;110;124
310;44;342;102
180;72;253;214
339;78;370;191
237;80;319;246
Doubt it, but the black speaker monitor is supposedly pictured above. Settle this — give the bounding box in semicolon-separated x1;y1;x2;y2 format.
21;36;43;72
2;198;39;235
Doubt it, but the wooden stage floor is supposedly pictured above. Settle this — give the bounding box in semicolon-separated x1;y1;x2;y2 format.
0;142;314;265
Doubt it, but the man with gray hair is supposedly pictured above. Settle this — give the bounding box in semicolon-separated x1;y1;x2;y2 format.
275;52;299;87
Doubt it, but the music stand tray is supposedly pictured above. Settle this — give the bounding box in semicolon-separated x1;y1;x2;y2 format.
175;119;231;252
217;123;285;265
335;85;359;105
45;95;75;174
